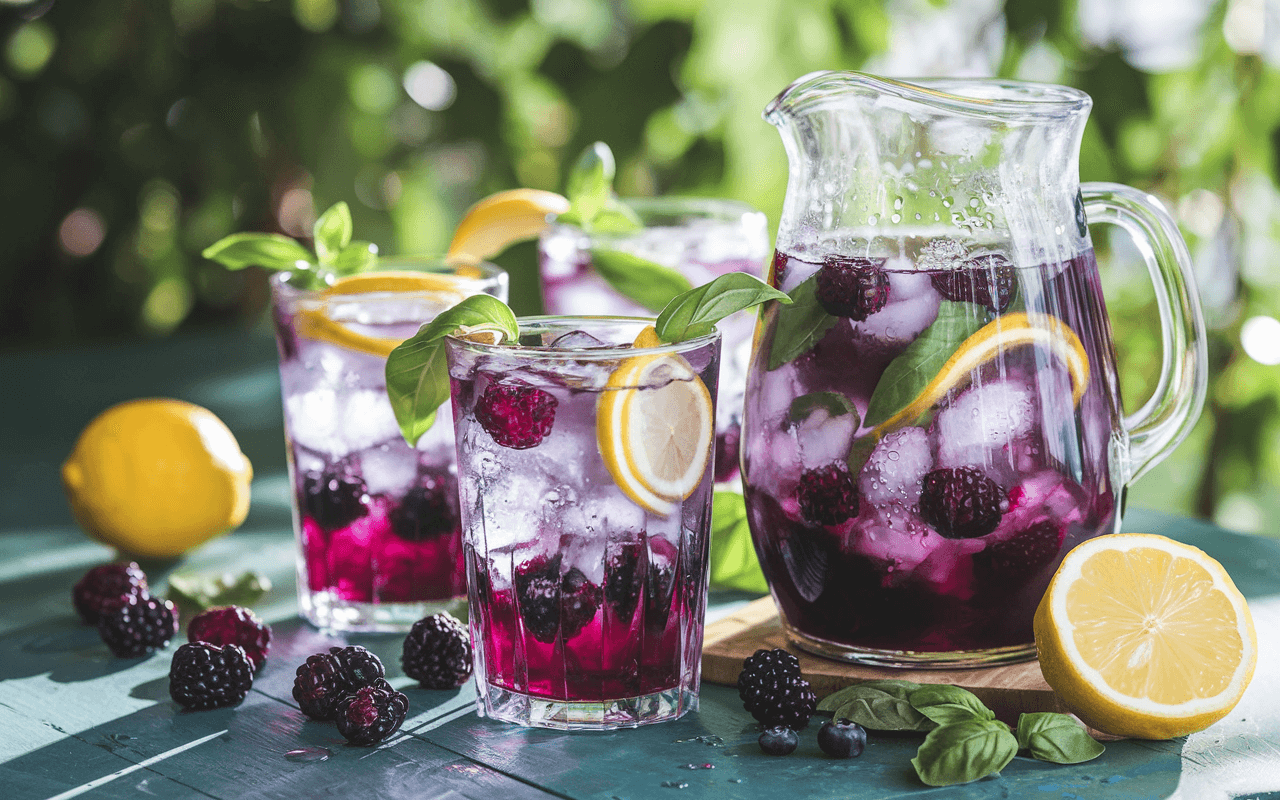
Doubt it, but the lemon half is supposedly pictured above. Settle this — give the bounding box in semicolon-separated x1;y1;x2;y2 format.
1034;533;1257;739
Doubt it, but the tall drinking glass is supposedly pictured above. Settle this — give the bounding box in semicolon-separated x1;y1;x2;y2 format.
539;198;768;483
273;259;507;632
445;317;721;728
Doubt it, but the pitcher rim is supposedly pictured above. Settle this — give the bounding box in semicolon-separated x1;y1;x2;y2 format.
764;71;1092;123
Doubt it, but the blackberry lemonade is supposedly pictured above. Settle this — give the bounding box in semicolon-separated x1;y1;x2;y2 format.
445;317;720;728
539;198;768;483
273;262;507;632
743;237;1122;664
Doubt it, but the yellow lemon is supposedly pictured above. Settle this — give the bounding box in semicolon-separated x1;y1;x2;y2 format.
597;326;714;517
871;311;1090;440
446;188;570;264
61;399;253;559
1034;533;1257;739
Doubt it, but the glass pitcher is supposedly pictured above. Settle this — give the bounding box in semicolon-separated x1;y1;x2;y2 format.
741;72;1207;668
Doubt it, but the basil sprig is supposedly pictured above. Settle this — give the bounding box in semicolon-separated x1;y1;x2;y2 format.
817;681;1105;786
202;201;378;289
654;272;790;343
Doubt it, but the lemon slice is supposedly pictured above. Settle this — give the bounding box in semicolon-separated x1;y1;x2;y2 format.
871;311;1091;439
293;271;471;359
597;326;714;516
446;188;570;264
1034;533;1257;739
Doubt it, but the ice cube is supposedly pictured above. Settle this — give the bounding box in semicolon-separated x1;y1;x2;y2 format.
858;426;933;507
934;379;1037;476
341;390;402;452
285;387;343;456
358;444;419;498
549;329;610;350
854;271;941;349
916;238;970;271
791;404;857;469
560;533;607;585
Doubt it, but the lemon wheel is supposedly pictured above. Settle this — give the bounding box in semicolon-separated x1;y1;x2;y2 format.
446;188;570;264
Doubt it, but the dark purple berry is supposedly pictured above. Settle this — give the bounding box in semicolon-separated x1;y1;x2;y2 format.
929;253;1018;313
187;606;272;672
796;462;860;526
292;645;386;720
714;425;741;483
73;562;148;625
302;470;369;531
644;561;676;634
169;642;254;710
604;542;644;621
98;593;178;658
475;382;558;449
330;645;386;687
514;555;601;643
770;251;791;288
401;612;472;689
817;719;867;758
977;520;1065;582
919;467;1007;539
738;648;816;729
758;726;799;756
335;679;409;746
815;255;890;320
388;470;460;541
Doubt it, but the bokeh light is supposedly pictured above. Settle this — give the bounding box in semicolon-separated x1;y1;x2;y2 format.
1241;316;1280;365
58;208;106;257
403;62;456;111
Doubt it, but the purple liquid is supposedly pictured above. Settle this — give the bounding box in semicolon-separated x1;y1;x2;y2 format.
742;248;1120;654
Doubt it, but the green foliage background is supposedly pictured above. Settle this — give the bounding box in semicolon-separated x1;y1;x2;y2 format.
1;0;1277;533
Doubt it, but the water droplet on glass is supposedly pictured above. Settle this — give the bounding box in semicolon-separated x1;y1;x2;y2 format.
285;747;332;763
893;196;904;210
969;198;980;208
890;214;901;224
941;197;953;208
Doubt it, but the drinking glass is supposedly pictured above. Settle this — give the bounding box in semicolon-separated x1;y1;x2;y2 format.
273;259;507;632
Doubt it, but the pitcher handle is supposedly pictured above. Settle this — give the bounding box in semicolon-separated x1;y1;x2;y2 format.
1080;182;1208;485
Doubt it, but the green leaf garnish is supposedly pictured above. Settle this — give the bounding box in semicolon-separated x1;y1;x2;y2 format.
708;491;768;593
766;275;837;369
201;233;315;272
590;248;693;313
1016;713;1105;764
817;680;935;732
563;142;615;227
589;203;644;232
912;719;1018;787
655;272;790;343
333;240;379;276
862;300;987;427
788;391;859;429
386;294;519;446
909;685;996;727
167;570;271;613
313;201;353;264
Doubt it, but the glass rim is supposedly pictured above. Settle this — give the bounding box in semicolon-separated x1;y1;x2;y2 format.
547;196;767;238
445;314;721;362
271;257;507;296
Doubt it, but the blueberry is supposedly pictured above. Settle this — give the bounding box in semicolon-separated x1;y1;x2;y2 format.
817;719;866;758
758;726;798;756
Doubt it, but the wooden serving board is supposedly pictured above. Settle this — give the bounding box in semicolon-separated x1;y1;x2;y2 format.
702;596;1119;737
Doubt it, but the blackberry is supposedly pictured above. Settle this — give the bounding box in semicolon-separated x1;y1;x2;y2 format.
815;256;890;320
169;642;254;710
758;726;799;756
737;648;816;729
919;466;1006;539
514;555;601;643
187;606;272;672
292;646;386;720
388;470;460;541
644;561;676;633
73;562;148;625
604;542;644;620
302;470;369;531
770;251;791;288
474;382;558;449
335;679;409;746
401;613;472;689
817;719;867;758
796;462;860;526
930;254;1018;313
98;593;178;658
976;519;1065;583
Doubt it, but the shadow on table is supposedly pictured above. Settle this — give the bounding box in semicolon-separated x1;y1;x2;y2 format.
0;615;141;683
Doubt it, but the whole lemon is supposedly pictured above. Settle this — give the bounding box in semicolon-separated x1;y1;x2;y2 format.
61;399;253;559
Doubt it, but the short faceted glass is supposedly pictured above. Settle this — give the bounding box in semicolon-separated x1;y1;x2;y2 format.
540;197;768;484
446;317;720;729
273;259;507;632
743;72;1207;667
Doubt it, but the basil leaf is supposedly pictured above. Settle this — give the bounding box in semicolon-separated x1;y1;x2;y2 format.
167;570;271;613
566;141;615;227
912;719;1018;787
909;685;996;727
655;273;790;343
821;682;935;732
788;391;859;429
766;275;837;370
313;201;353;264
589;248;693;313
818;679;922;712
333;240;378;276
862;301;986;427
708;491;768;593
386;294;519;446
1016;713;1105;764
201;233;315;272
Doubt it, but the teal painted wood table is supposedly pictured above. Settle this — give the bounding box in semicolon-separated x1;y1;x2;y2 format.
3;331;1279;800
